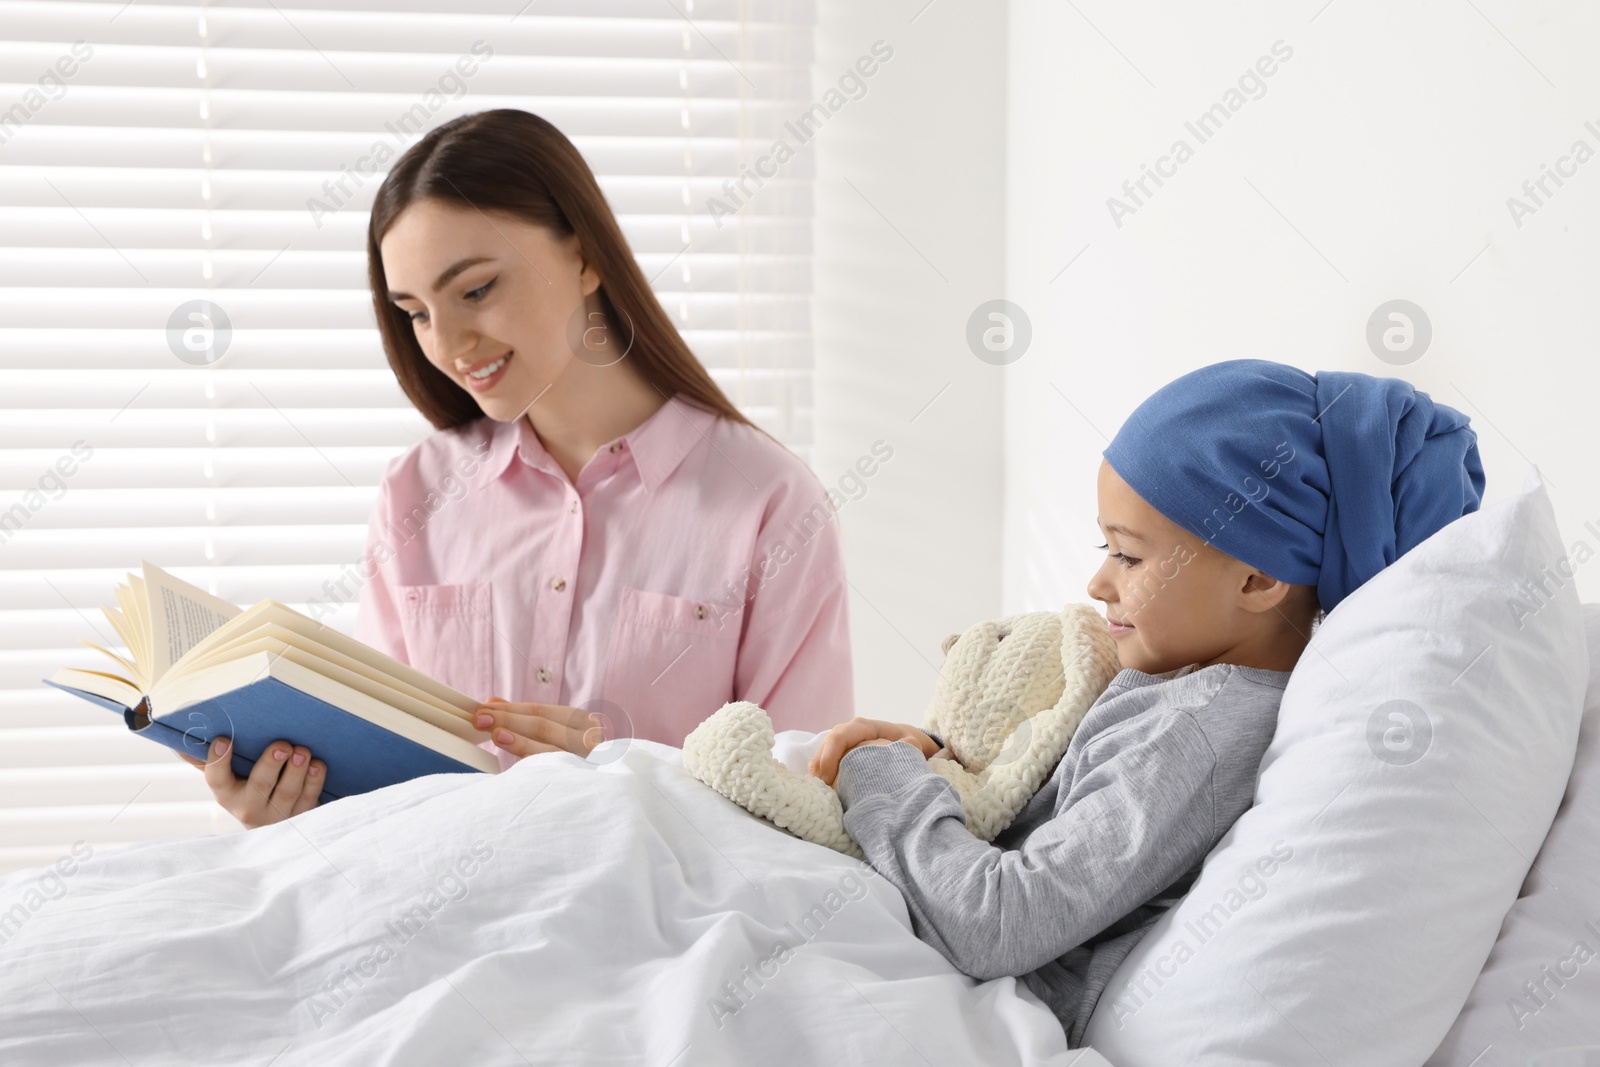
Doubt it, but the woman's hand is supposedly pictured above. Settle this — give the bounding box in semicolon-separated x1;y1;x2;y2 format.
474;696;603;759
177;737;325;828
807;717;941;787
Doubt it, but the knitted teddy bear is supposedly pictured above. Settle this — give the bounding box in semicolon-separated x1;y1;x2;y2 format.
681;603;1120;858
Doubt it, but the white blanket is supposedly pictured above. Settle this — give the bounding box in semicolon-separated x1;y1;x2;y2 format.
0;735;1113;1066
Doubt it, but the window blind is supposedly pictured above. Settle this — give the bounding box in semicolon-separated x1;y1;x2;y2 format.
0;0;815;875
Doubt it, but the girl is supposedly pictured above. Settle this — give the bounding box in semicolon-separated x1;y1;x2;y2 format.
187;109;854;827
807;359;1484;1048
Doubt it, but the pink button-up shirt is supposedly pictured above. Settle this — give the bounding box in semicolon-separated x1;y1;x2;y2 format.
353;394;854;767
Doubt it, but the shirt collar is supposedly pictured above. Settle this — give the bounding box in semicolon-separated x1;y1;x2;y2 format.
473;394;718;492
472;416;525;488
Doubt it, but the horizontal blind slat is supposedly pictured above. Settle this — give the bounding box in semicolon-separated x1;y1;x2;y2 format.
0;129;823;177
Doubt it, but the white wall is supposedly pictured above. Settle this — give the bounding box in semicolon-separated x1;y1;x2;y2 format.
1004;0;1600;614
811;2;1008;716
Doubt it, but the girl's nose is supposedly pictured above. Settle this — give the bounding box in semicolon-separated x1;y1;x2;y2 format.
1086;560;1114;604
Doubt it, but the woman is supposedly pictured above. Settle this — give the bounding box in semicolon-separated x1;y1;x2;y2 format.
185;109;855;827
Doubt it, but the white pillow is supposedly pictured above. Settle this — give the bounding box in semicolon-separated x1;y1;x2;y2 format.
1083;470;1589;1065
1425;602;1600;1064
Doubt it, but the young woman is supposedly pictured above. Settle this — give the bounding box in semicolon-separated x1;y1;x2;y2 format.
184;109;855;827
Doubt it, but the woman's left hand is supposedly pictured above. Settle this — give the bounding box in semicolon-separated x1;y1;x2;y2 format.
474;696;602;758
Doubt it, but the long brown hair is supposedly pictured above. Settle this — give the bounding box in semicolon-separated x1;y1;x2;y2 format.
366;109;760;435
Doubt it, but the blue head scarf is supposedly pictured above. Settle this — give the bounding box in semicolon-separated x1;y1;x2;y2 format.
1101;359;1485;611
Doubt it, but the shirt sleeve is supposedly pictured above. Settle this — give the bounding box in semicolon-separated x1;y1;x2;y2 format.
833;711;1220;981
731;480;854;734
352;471;410;666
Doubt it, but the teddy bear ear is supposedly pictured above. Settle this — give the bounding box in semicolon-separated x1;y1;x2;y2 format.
940;632;962;656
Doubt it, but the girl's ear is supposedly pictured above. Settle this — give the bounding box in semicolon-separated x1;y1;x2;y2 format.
1240;570;1294;614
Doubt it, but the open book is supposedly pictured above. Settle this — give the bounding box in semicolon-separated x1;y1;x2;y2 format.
44;562;498;801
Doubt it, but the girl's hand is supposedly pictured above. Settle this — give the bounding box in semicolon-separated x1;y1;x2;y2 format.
808;717;941;786
177;736;325;828
474;696;603;759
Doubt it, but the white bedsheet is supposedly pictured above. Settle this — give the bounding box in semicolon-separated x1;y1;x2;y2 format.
0;735;1113;1066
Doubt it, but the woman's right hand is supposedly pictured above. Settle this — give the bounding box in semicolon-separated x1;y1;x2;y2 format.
177;736;325;828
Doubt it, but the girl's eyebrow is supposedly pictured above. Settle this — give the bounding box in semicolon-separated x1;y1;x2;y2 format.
1097;521;1147;543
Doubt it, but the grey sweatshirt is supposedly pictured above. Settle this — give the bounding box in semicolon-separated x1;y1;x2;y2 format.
834;662;1288;1048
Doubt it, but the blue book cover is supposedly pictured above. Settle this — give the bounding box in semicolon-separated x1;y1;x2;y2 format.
44;676;491;802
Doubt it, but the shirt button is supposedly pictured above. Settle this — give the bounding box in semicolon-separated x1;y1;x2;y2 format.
552;578;566;592
569;500;579;513
694;605;706;620
538;668;551;683
609;442;623;453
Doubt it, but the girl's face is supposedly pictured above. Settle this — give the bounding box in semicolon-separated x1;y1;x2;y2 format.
380;198;603;423
1087;460;1274;674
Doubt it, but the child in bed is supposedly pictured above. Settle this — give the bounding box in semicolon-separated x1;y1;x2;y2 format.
806;359;1485;1048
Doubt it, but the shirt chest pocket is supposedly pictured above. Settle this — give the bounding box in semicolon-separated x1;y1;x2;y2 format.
601;587;741;746
395;582;495;703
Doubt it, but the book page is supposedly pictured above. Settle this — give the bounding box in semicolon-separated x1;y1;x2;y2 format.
82;640;144;687
182;622;469;723
98;601;148;690
163;597;480;722
143;561;242;683
112;578;152;678
48;667;145;709
178;629;487;743
125;573;150;667
245;601;480;718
